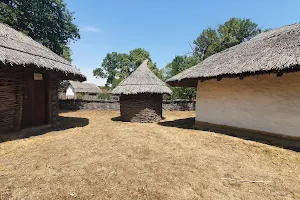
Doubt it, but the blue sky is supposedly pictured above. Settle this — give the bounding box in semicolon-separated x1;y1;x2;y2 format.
65;0;300;86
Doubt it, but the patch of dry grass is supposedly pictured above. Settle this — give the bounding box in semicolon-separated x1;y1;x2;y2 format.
0;111;299;199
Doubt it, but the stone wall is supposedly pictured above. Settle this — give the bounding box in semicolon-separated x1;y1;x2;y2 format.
120;94;162;122
60;99;120;111
163;100;195;111
59;99;195;111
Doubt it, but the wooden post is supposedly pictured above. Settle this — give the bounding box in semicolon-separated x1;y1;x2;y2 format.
47;72;52;124
15;72;23;130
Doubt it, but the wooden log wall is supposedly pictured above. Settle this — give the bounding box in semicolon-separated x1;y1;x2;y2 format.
0;67;24;133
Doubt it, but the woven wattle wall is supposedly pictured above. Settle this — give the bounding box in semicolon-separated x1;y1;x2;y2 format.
48;72;60;127
120;94;163;123
0;66;62;134
0;67;24;133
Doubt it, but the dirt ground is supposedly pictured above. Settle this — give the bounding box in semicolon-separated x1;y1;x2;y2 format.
0;111;299;200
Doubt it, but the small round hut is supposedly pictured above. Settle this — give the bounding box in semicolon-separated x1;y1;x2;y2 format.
112;60;172;122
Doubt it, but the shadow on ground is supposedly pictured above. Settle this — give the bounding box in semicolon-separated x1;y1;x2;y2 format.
159;117;195;128
59;109;78;113
159;117;300;152
111;116;122;122
111;116;166;122
0;116;89;143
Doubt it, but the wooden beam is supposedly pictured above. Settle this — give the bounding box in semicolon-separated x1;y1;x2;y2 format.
47;72;52;124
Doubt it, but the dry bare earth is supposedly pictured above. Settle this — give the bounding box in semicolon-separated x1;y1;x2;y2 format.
0;111;299;200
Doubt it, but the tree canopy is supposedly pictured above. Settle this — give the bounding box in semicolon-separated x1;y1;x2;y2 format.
165;18;261;100
95;18;262;99
0;0;80;61
93;48;163;88
164;55;198;100
193;18;260;60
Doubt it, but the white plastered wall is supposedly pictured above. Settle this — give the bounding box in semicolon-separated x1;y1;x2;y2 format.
196;72;300;137
66;85;75;99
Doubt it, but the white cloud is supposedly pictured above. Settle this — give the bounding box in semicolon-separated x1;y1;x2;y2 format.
82;26;101;33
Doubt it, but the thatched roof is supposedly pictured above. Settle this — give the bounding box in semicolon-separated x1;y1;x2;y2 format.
99;87;112;94
167;23;300;87
0;23;85;81
112;60;172;95
69;81;101;93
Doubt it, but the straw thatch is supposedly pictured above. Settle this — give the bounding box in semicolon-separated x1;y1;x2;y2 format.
0;23;85;81
69;81;101;94
167;23;300;86
112;60;172;95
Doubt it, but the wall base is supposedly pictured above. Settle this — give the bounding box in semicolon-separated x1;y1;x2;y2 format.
194;121;300;151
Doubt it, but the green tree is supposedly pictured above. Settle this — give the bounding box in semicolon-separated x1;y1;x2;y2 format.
93;48;163;88
193;18;260;60
218;18;260;49
129;48;151;70
193;28;221;60
165;55;198;100
127;48;163;79
93;52;129;87
164;18;262;99
0;0;80;61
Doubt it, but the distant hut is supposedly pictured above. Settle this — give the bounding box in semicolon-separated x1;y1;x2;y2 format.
0;23;85;133
112;60;171;122
99;86;119;100
167;23;300;140
66;81;101;100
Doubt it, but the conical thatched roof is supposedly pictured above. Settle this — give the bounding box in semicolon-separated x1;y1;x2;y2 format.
167;23;300;86
0;23;85;81
69;81;101;93
112;60;172;95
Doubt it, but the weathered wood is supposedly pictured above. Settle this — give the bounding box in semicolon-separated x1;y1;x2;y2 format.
277;72;283;77
49;72;61;127
0;66;24;133
0;65;62;134
47;74;52;124
22;72;47;127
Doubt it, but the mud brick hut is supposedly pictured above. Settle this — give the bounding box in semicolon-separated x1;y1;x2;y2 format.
112;60;171;122
66;81;101;100
0;23;85;133
167;23;300;140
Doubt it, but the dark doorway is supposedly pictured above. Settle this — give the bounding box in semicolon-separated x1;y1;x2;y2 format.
22;72;47;128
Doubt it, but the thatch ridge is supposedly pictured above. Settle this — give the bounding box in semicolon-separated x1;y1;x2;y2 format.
112;60;172;95
69;81;101;93
0;23;85;81
167;23;300;86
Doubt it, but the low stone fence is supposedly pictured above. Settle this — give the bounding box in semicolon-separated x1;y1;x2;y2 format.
59;99;120;111
163;100;195;111
59;99;195;111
